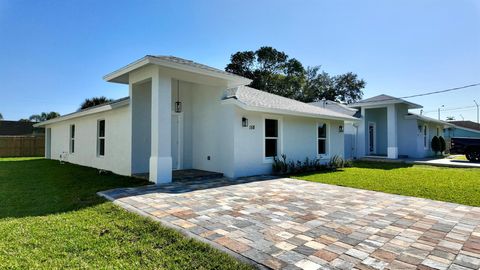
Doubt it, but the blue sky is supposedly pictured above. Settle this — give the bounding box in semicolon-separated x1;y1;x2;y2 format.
0;0;479;121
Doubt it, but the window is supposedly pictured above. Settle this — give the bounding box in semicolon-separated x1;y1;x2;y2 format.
97;120;105;156
318;123;328;155
436;127;440;137
265;119;278;158
69;124;75;154
423;124;428;149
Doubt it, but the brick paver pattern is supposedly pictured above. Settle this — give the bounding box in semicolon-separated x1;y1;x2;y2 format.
101;178;480;270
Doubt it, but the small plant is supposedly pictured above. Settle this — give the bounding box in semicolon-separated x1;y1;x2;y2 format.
328;155;346;170
439;136;446;155
431;136;441;156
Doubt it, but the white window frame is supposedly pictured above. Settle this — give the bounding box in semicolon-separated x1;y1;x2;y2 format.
436;127;441;137
97;119;106;157
262;115;283;163
423;124;429;150
69;124;75;154
317;121;330;159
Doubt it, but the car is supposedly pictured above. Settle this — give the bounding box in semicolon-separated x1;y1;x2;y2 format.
450;137;480;162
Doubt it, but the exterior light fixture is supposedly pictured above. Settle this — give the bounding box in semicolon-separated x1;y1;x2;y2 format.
339;125;344;133
175;81;182;113
242;117;248;127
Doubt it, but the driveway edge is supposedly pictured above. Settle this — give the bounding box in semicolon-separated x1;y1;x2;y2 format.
97;191;268;270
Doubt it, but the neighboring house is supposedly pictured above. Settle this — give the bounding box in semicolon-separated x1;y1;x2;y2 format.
0;120;44;135
35;55;355;184
312;95;453;159
444;120;480;139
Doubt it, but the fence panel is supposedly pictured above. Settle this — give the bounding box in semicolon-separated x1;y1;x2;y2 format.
0;136;45;157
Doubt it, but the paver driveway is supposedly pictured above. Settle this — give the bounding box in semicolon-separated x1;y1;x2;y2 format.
100;177;480;270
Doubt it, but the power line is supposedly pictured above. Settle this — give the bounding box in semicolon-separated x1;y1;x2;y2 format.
355;83;480;104
422;105;477;114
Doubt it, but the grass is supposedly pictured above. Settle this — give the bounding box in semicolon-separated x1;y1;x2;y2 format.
448;155;468;161
295;161;480;207
0;158;253;269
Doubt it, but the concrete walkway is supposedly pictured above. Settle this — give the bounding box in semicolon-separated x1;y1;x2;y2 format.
99;178;480;270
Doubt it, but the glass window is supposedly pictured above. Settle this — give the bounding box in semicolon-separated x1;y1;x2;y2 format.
318;123;327;155
423;125;428;149
70;125;75;154
98;120;105;156
265;119;278;158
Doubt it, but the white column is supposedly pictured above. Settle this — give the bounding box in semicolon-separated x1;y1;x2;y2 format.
149;72;172;184
387;104;398;159
357;107;366;158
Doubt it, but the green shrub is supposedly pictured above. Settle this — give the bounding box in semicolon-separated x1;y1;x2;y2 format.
439;136;446;154
328;155;347;170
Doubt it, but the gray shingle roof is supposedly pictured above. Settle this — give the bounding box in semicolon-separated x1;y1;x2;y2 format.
449;121;480;131
223;86;357;120
148;55;247;80
349;94;422;109
310;100;360;118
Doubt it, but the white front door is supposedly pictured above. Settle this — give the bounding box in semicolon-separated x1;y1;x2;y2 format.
171;113;183;170
368;122;376;154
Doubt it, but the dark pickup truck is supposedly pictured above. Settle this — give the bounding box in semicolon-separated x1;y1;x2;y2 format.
450;137;480;162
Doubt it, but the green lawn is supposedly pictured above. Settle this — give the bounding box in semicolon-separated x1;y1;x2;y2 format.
295;161;480;207
0;158;252;269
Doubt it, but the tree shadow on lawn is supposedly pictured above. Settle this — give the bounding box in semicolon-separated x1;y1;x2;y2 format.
349;160;415;170
0;159;149;219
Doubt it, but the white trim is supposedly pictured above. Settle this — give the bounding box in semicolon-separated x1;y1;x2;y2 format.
103;56;252;86
368;122;377;154
316;121;330;159
97;119;106;157
171;112;183;170
222;98;358;122
423;124;429;150
262;115;283;163
33;99;129;127
69;124;75;154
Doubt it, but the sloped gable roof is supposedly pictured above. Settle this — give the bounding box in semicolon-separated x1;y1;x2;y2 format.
223;86;358;121
349;94;422;109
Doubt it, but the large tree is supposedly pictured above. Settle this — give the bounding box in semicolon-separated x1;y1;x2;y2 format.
79;96;113;110
226;46;366;103
0;113;3;120
29;112;60;122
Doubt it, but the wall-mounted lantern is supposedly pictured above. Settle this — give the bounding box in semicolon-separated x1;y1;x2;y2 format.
339;125;344;133
175;81;182;113
242;117;248;127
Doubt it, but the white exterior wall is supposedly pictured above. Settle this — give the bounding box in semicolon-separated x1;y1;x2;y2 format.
191;84;235;177
232;108;345;178
46;106;131;176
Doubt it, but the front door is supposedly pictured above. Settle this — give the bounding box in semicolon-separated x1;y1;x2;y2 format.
171;113;183;170
368;122;376;154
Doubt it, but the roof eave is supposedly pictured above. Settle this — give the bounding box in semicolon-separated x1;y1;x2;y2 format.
33;99;129;127
103;56;252;86
222;99;359;122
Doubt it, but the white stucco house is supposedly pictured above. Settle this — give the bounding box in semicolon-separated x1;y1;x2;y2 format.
312;95;453;159
35;56;356;184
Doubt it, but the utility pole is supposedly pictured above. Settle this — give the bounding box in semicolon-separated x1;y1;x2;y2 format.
438;105;444;120
475;100;479;123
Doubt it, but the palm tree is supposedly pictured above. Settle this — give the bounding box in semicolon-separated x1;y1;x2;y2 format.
79;96;113;110
29;112;60;122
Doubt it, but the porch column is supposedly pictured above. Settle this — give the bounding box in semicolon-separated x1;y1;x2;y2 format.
387;104;398;159
357;107;366;157
149;73;172;184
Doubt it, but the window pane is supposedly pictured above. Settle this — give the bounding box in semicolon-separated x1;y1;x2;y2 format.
318;124;326;138
99;120;105;137
71;125;75;138
99;138;105;156
318;139;326;154
71;140;75;153
265;139;277;157
265;119;278;137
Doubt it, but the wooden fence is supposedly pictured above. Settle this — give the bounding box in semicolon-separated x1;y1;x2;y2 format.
0;135;45;157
